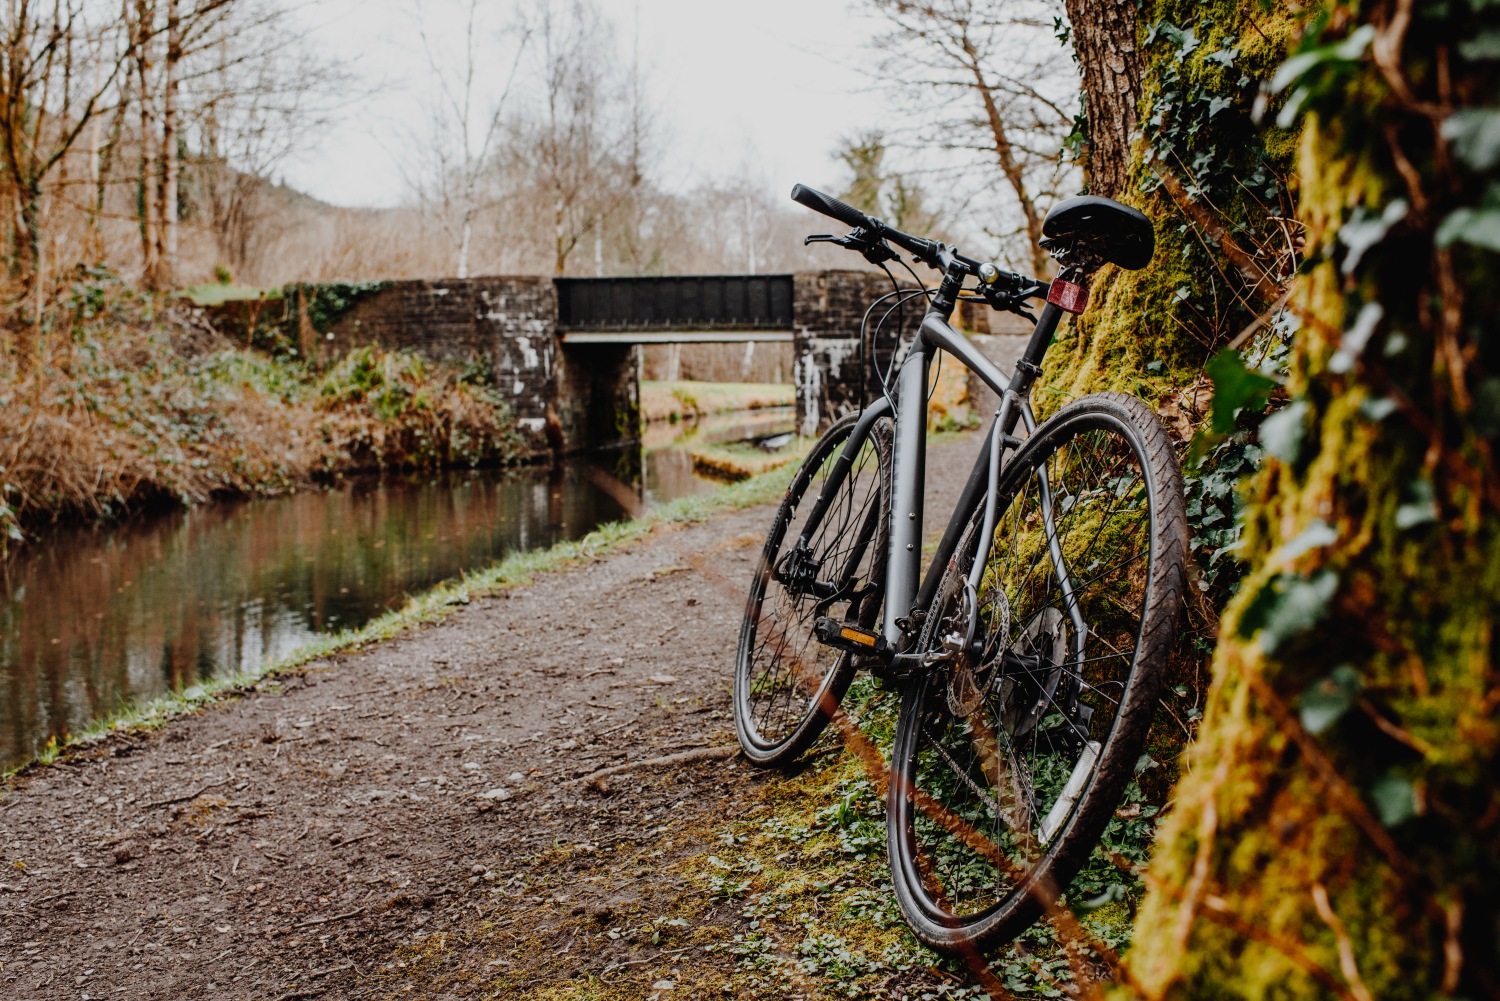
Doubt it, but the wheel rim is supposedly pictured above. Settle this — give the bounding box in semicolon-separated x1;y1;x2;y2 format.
897;413;1159;927
738;427;888;754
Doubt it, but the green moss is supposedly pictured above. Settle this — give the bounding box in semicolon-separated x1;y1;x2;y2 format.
1131;2;1500;996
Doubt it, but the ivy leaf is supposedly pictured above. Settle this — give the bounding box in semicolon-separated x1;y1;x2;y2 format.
1238;570;1339;654
1259;400;1309;463
1458;29;1500;61
1275;519;1338;564
1442;109;1500;171
1338;203;1407;275
1206;349;1277;435
1077;883;1129;912
1205;45;1240;69
1207;95;1233;117
1395;479;1438;529
1176;27;1199;58
1271;24;1377;127
1436;206;1500;252
1370;774;1417;827
1271;24;1375;93
1299;664;1363;734
1359;396;1399;422
1329;302;1384;372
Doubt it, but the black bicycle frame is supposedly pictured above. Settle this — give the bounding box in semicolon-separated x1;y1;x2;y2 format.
794;261;1076;662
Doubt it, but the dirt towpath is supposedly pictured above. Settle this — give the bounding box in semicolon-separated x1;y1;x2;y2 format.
0;424;998;1000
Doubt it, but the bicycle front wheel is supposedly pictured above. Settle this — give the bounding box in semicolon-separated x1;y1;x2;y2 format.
887;392;1187;952
734;411;893;767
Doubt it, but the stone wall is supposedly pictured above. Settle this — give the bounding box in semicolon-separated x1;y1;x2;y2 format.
788;271;1039;435
207;269;920;455
791;270;906;435
318;278;560;451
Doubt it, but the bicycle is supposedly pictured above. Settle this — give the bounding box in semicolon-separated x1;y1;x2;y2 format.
732;183;1187;952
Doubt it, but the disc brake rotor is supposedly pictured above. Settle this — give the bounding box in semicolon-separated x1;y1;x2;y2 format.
999;607;1068;739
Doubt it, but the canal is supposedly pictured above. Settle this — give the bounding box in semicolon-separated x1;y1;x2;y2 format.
2;408;795;767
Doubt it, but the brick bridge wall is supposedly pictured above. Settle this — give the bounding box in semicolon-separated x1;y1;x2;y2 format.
208;270;911;455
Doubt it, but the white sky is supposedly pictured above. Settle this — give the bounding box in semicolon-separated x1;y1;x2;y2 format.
280;0;886;209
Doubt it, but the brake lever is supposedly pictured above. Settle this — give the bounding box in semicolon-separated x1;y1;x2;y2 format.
804;229;899;266
976;282;1039;324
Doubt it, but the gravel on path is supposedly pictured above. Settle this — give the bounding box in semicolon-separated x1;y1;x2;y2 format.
0;396;1015;1000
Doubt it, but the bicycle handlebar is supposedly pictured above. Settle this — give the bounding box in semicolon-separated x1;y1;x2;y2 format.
790;183;1041;302
791;183;946;268
790;184;875;232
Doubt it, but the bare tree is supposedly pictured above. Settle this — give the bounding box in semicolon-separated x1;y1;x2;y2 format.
0;1;131;288
181;0;352;280
858;0;1077;276
836;130;947;237
505;0;634;276
401;0;527;279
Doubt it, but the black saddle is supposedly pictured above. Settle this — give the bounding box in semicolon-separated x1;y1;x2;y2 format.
1041;195;1155;271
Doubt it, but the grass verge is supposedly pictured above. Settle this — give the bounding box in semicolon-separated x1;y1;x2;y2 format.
690;438;812;482
641;381;794;423
698;678;1157;998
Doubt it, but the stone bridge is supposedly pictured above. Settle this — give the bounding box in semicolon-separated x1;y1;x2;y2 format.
207;271;1024;458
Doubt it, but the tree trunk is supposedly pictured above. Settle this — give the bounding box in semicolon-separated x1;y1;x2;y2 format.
1050;1;1295;402
1062;0;1142;200
135;0;159;289
1127;3;1500;997
158;0;181;288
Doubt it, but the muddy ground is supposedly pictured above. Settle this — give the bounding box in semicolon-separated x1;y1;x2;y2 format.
0;421;1003;1000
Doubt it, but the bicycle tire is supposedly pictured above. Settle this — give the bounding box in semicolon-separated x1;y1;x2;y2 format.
734;411;894;767
886;392;1187;952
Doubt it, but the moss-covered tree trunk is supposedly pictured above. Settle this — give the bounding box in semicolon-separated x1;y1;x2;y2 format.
1128;3;1500;996
1053;1;1300;409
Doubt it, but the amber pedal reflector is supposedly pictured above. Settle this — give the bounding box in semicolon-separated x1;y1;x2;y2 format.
840;626;878;648
1047;279;1089;314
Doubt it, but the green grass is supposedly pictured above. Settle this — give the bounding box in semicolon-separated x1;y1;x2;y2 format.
690;438;813;482
180;284;282;307
702;677;1153;998
2;463;799;781
640;381;794;423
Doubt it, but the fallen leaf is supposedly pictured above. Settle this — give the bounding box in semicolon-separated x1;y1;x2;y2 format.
647;675;678;685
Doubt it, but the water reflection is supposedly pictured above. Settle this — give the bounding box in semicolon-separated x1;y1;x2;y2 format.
642;408;797;505
0;464;630;765
2;407;796;767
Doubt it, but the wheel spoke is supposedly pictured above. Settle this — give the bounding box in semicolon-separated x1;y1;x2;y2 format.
889;402;1185;950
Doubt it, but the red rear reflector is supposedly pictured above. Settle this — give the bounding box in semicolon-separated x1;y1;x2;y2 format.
1047;279;1089;314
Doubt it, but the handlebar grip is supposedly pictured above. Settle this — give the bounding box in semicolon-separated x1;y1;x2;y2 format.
790;184;876;231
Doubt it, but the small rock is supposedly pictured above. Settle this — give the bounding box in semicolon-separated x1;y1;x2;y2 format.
652;980;675;991
478;788;512;802
647;675;678;685
508;771;525;783
112;845;136;864
556;739;579;751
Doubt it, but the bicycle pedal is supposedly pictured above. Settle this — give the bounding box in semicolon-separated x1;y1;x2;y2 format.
813;617;890;656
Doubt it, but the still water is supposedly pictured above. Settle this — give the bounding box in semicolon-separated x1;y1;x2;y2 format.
2;409;794;767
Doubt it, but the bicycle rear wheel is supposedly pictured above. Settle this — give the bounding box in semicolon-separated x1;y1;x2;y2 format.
734;411;893;767
887;392;1187;951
